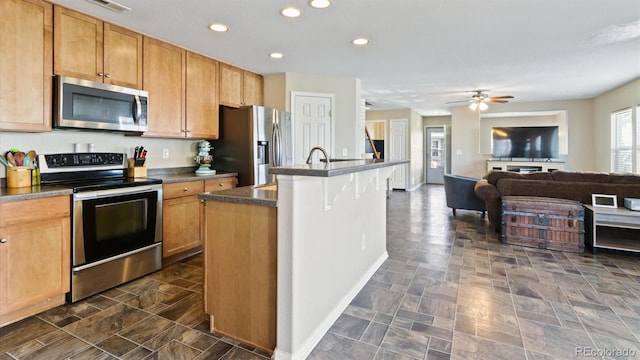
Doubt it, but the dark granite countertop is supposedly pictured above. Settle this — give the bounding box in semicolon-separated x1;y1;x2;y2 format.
269;159;408;177
198;184;277;207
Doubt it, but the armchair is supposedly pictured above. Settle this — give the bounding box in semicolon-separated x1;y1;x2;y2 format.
443;174;486;217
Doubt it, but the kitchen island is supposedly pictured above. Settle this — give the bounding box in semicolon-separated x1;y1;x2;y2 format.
198;159;406;359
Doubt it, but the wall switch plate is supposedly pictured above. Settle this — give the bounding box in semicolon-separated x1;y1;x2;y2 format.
162;148;169;159
342;148;348;157
456;149;463;155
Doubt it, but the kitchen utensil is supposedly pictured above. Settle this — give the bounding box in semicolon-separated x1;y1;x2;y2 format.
12;152;25;166
0;154;12;167
5;152;16;166
26;150;36;162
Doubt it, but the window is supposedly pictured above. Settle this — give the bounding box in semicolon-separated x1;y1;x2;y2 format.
611;107;640;173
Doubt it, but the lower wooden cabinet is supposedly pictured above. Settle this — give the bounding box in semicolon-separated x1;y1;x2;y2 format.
162;176;237;261
0;196;70;327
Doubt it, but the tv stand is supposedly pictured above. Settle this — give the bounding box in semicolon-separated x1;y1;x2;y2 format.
487;160;565;174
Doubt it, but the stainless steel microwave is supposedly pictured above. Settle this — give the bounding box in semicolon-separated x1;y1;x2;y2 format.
54;75;149;133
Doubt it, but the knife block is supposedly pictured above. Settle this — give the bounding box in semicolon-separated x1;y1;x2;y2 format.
127;158;147;178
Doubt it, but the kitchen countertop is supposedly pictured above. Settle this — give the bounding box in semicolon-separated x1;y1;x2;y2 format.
0;167;238;202
269;159;408;177
0;185;73;203
198;185;277;207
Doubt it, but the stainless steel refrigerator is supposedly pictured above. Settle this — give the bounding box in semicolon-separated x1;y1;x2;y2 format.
212;105;293;186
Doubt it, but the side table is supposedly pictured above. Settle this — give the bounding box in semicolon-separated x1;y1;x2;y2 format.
584;205;640;254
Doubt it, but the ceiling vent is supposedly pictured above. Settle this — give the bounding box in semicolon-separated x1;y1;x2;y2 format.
85;0;131;13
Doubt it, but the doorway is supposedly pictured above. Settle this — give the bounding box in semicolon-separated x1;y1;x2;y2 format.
291;92;334;163
426;126;445;184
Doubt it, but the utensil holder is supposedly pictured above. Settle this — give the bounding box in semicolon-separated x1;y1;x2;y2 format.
7;166;32;188
127;158;147;178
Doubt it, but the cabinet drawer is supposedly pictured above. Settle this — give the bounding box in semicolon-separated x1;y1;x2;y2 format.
0;196;70;227
163;180;205;199
205;177;237;192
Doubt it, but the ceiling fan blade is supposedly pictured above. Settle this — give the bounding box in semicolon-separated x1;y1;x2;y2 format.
489;99;509;103
489;96;514;100
445;99;473;104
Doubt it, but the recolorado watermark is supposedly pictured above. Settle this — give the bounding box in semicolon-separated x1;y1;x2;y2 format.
575;347;637;358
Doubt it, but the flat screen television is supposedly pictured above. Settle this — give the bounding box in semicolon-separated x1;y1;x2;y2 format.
491;126;559;159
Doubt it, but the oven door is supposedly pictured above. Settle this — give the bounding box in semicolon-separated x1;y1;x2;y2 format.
73;184;162;267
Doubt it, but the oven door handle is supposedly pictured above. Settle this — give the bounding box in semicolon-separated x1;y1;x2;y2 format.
74;185;161;200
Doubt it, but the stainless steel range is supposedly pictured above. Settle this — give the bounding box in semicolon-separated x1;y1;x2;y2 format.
39;152;163;302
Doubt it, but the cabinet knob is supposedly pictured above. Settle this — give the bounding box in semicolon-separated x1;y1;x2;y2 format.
98;72;104;77
219;183;224;186
105;74;110;78
0;238;7;243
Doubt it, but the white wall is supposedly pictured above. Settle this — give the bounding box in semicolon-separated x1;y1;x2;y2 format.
263;72;362;160
593;78;640;172
450;98;596;177
0;130;199;178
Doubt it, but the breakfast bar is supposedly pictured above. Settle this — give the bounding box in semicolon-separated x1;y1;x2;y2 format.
198;159;406;360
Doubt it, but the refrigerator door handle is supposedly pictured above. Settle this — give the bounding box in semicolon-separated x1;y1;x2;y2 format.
272;122;282;167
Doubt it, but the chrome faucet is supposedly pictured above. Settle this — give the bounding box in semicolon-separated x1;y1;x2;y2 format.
305;146;330;164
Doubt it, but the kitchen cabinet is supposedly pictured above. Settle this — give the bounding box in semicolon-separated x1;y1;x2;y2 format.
0;196;70;327
162;176;237;261
143;37;186;138
186;51;220;139
0;0;52;132
143;40;221;139
53;6;143;89
203;200;277;353
219;63;264;107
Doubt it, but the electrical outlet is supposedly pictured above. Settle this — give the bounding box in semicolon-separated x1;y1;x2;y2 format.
162;148;169;159
456;149;463;155
342;148;348;157
361;235;366;250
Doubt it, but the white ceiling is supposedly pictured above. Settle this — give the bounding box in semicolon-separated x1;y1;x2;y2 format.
51;0;640;115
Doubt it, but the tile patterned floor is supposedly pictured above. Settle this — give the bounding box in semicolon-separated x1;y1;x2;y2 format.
2;184;640;359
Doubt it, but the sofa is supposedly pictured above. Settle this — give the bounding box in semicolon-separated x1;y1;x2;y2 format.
474;170;640;232
443;174;486;217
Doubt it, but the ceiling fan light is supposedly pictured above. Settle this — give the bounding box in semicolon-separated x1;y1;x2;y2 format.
469;102;479;111
479;102;489;111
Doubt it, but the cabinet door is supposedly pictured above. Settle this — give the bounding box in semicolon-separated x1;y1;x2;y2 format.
103;23;142;89
163;195;202;258
0;218;70;326
219;63;243;107
53;6;103;82
186;51;219;139
0;0;52;132
143;37;186;137
243;71;264;106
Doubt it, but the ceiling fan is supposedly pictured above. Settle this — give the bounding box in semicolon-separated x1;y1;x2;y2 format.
446;90;514;111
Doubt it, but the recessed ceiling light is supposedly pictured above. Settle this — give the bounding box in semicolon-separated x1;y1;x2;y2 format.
208;23;229;32
280;7;302;18
269;52;284;59
352;38;369;46
309;0;332;9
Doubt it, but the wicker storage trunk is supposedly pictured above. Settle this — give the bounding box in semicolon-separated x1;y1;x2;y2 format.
501;196;585;253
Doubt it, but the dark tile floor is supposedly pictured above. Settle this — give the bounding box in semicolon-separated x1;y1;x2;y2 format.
2;184;640;359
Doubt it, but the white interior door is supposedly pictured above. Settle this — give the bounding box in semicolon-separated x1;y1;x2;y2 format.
389;119;408;189
426;126;445;184
292;93;333;163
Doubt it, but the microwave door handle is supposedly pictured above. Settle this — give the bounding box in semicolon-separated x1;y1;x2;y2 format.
133;95;142;122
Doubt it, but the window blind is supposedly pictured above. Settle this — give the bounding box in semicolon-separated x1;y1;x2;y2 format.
611;108;633;173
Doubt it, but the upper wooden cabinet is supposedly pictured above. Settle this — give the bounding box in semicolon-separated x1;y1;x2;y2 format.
0;0;52;132
219;63;263;107
53;6;142;89
186;51;220;139
142;37;186;138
